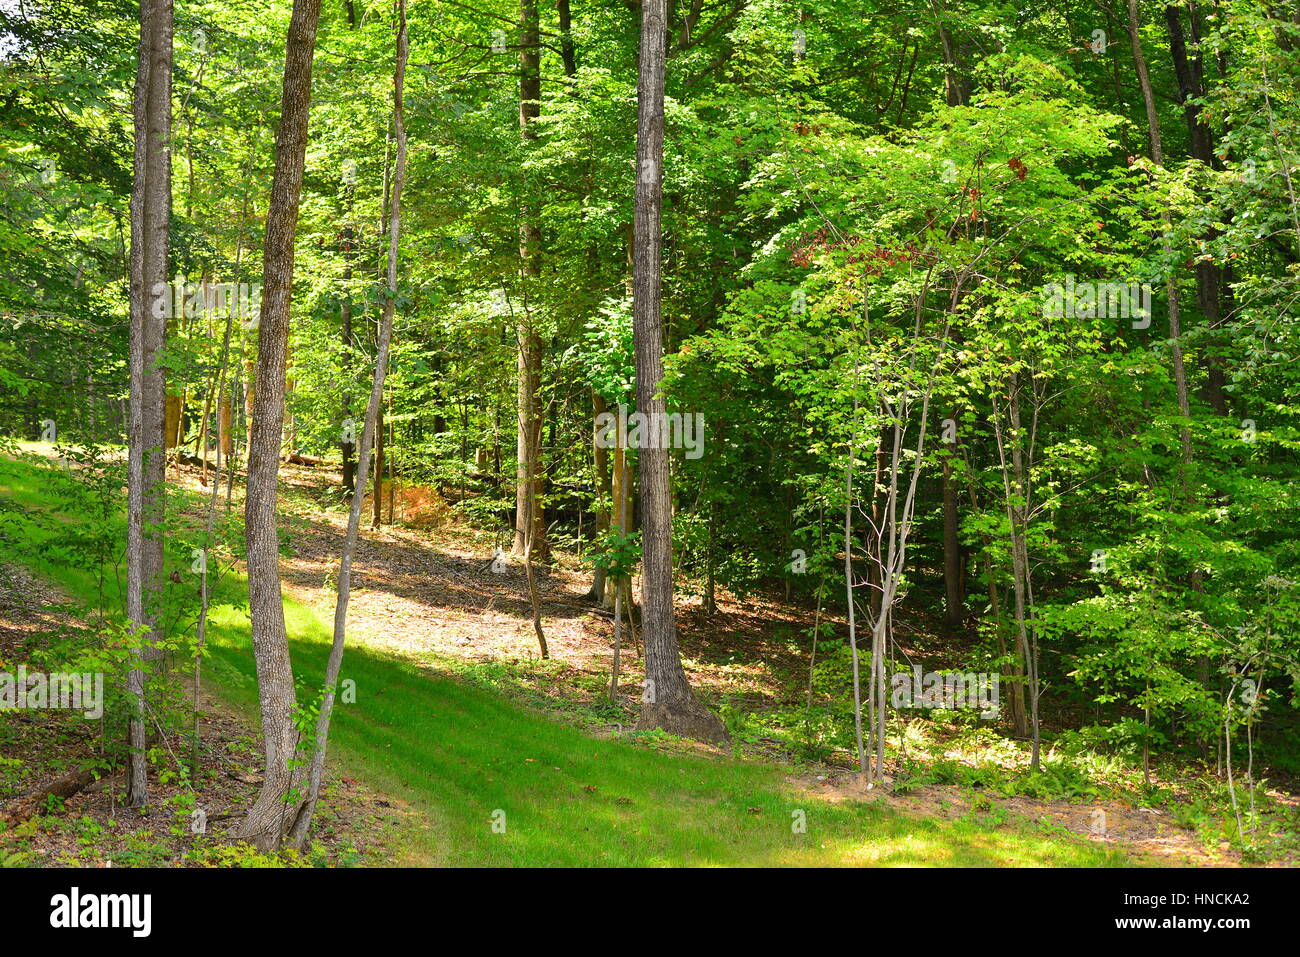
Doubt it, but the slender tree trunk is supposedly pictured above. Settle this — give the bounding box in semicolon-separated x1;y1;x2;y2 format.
235;0;325;852
963;455;1027;732
512;327;543;553
1129;0;1196;486
703;504;716;616
218;390;232;457
630;0;726;744
372;399;384;527
1005;381;1040;768
126;0;172;808
941;451;964;629
193;140;259;780
288;0;409;851
604;438;628;611
587;390;610;603
845;415;867;777
340;225;357;494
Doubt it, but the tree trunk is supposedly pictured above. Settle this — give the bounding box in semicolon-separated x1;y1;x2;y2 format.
340;225;357;494
218;389;232;457
235;0;324;852
1004;380;1040;769
941;451;964;629
630;0;726;744
512;327;544;553
288;0;408;850
126;0;172;808
372;399;384;527
511;0;548;560
1165;3;1229;414
604;437;629;611
587;390;610;603
557;0;577;76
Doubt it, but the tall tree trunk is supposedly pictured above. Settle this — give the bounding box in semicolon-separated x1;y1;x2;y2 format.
511;0;548;560
126;0;173;808
235;0;324;852
1003;378;1040;769
1165;3;1230;414
1128;0;1195;470
630;0;726;743
288;0;408;850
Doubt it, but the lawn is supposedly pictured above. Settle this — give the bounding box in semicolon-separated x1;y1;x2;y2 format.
0;449;1132;866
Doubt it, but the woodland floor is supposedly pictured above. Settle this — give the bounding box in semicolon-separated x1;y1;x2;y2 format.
0;447;1294;866
0;560;412;867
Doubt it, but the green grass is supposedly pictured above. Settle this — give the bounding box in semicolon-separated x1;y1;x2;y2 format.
0;449;1133;866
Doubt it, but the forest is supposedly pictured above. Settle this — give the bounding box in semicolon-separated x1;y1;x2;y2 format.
0;0;1298;880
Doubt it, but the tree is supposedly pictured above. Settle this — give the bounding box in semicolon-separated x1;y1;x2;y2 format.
236;0;325;851
512;0;547;561
288;0;410;850
125;0;172;808
631;0;726;744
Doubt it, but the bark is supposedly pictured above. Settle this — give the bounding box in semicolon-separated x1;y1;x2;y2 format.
218;390;232;457
511;0;548;560
931;0;968;106
587;390;611;603
557;0;577;76
1165;3;1230;414
288;0;408;851
941;451;964;629
0;766;107;827
1129;1;1195;467
126;0;172;808
372;400;384;527
235;0;324;852
165;392;184;450
340;225;357;494
604;437;629;611
1001;377;1041;769
630;0;726;744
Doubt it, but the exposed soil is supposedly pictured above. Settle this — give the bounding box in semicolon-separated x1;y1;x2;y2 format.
795;771;1257;867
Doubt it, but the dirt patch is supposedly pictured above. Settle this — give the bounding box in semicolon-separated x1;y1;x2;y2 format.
792;770;1251;867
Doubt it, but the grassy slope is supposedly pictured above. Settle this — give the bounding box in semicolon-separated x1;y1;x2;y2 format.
0;450;1131;866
